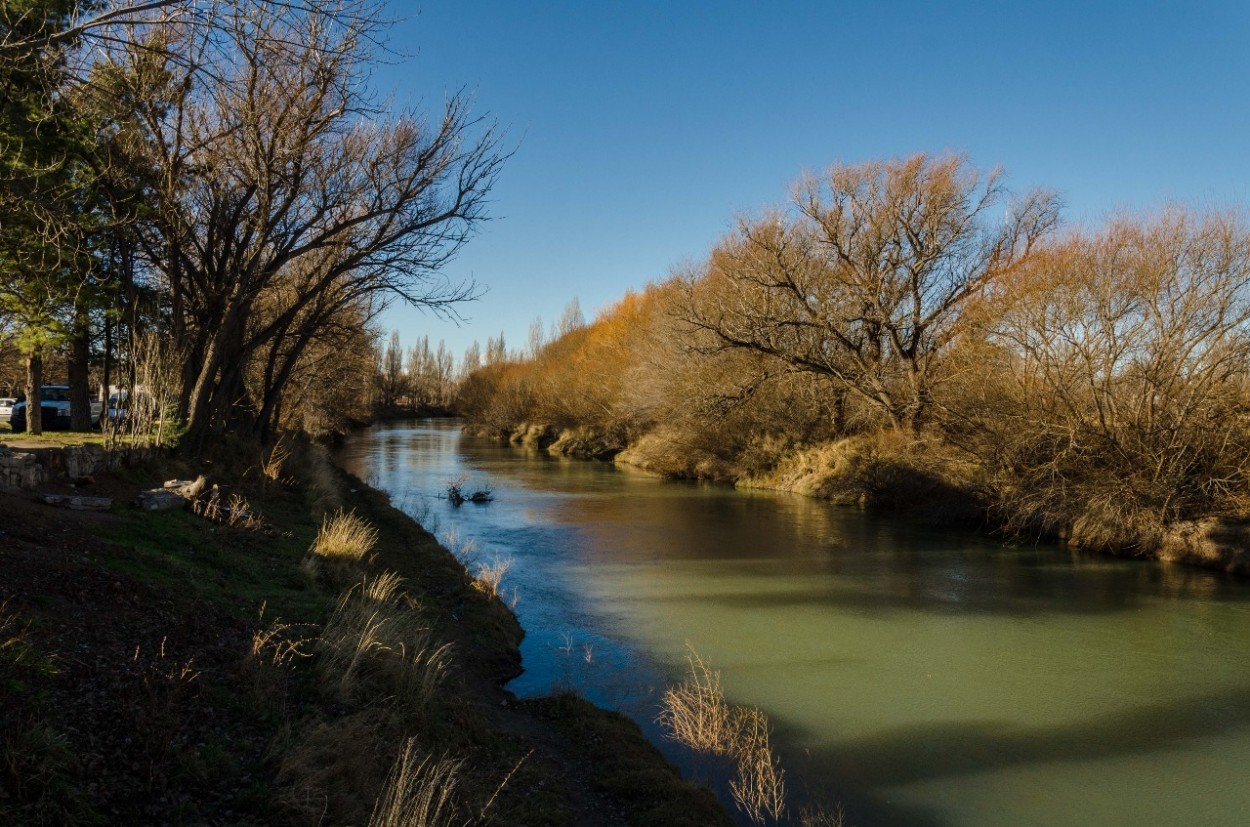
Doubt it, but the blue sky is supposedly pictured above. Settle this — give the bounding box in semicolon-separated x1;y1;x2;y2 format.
374;1;1250;362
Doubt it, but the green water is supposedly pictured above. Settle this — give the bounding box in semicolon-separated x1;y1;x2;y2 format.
339;420;1250;826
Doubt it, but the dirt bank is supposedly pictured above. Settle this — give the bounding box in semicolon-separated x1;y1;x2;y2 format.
0;439;732;826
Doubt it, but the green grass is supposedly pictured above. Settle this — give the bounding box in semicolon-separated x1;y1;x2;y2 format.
99;490;327;622
0;427;103;444
0;422;181;450
0;427;160;448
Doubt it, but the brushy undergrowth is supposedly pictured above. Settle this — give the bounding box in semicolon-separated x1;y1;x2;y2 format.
739;431;977;514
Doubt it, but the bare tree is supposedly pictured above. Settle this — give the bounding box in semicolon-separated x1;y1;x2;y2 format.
1;1;186;59
556;296;584;337
963;208;1250;545
485;332;506;365
459;340;481;380
381;330;404;406
432;339;454;407
0;0;375;66
527;316;545;359
681;153;1060;432
105;0;504;451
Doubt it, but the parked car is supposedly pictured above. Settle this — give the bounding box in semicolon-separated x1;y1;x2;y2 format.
0;397;15;424
107;389;144;423
8;386;104;432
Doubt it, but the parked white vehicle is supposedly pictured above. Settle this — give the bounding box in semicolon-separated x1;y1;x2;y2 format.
0;397;15;422
106;388;154;424
8;386;103;432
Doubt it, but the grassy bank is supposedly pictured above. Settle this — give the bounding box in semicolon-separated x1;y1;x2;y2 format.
0;438;733;826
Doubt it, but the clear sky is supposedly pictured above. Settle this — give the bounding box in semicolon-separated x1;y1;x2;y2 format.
373;1;1250;362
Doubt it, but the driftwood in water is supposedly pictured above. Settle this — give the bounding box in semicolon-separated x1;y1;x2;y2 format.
447;477;493;507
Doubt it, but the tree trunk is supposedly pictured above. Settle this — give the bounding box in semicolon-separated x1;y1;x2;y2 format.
252;333;312;443
831;391;846;436
182;309;246;455
101;306;112;426
183;353;222;455
25;352;43;436
68;299;93;431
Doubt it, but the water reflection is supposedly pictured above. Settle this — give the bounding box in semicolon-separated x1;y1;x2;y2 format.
339;420;1250;827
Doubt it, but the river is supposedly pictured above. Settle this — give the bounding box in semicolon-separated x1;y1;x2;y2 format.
337;419;1250;827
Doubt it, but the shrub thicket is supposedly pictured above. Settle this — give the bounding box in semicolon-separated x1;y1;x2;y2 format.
458;157;1250;559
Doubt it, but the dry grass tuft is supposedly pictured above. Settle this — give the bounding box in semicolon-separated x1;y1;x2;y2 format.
192;487;265;530
1;720;94;825
368;739;465;827
315;574;449;712
798;801;848;827
442;530;516;607
470;556;513;603
441;528;477;567
244;607;316;715
277;710;391;826
359;570;405;604
130;638;202;789
261;438;294;486
0;598;46;674
317;586;406;701
395;642;453;715
311;509;379;561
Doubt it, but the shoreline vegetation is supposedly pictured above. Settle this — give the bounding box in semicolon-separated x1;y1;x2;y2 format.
0;438;736;826
455;156;1250;577
464;418;1250;576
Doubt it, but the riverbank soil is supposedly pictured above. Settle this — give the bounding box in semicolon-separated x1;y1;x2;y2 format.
0;442;731;826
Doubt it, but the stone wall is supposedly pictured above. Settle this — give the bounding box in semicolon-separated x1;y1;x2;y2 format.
0;443;156;491
0;446;46;490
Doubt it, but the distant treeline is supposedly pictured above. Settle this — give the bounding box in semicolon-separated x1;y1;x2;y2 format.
458;153;1250;567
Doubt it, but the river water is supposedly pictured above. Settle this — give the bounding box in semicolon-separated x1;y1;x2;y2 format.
337;419;1250;827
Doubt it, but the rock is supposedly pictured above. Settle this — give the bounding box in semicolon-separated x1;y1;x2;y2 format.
136;489;187;511
0;450;45;490
163;476;207;498
40;493;114;511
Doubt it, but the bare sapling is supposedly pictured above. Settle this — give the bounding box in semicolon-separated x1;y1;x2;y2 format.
657;647;735;756
729;707;788;825
660;647;835;826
